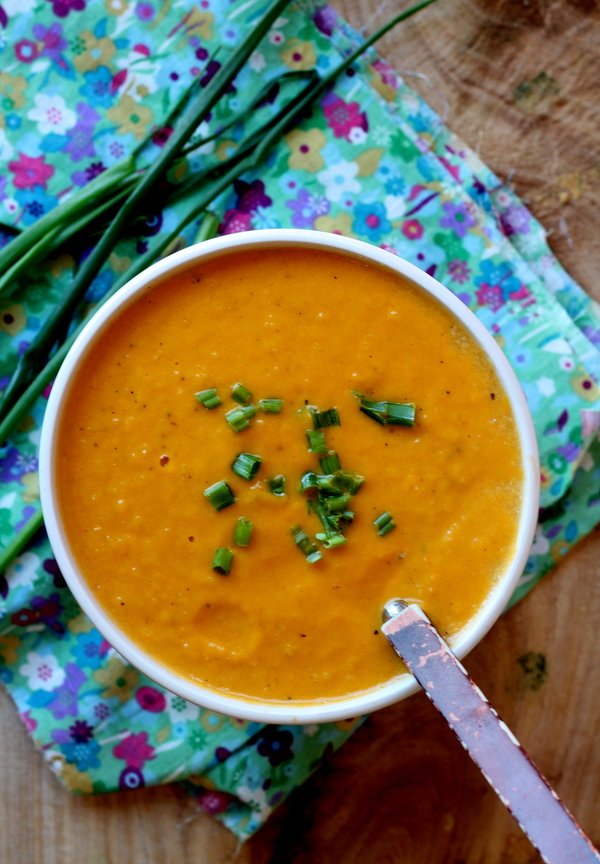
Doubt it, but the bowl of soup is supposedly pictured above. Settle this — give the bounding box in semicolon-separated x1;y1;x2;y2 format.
39;229;539;723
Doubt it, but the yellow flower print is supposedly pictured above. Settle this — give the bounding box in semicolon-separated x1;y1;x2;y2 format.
105;0;129;16
285;128;327;172
93;656;140;703
174;9;214;46
68;613;95;635
315;212;356;237
0;304;26;337
280;39;316;72
0;72;27;111
200;711;227;733
21;472;39;504
571;372;599;402
107;95;153;140
60;761;94;794
73;31;116;73
0;634;20;665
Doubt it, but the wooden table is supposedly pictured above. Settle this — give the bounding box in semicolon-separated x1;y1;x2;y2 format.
1;1;598;861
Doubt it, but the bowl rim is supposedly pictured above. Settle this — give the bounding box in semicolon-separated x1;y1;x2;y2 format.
39;228;540;724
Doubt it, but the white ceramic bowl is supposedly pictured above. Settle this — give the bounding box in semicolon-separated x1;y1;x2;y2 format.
39;229;539;724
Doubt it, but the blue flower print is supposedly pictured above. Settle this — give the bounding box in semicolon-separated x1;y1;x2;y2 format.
80;66;114;108
352;200;391;243
14;187;59;226
71;629;106;669
60;738;101;771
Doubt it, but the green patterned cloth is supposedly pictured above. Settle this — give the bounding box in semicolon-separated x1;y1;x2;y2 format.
0;0;598;839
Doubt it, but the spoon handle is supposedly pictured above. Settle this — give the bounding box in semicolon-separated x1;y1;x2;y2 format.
382;601;599;864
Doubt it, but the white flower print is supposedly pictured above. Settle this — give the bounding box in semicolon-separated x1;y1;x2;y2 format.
384;194;406;220
166;692;199;724
317;159;361;202
19;651;66;691
6;551;41;591
0;128;14;162
27;94;76;135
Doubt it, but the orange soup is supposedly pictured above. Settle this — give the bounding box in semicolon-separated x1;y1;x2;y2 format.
56;247;523;703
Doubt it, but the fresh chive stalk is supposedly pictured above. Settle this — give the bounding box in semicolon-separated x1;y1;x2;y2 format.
356;395;416;427
258;398;283;414
268;475;286;496
374;511;396;536
0;0;440;575
299;471;319;492
233;516;253;547
204;480;236;511
212;547;234;575
0;0;294;420
195;387;222;409
231;382;253;405
291;525;322;564
231;452;262;481
311;407;340;429
225;404;256;432
319;451;341;474
306;429;327;453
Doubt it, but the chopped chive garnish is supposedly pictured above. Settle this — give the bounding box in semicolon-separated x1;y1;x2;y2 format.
324;493;351;513
268;475;286;496
225;404;256;432
203;480;235;511
319;451;341;474
355;395;416;427
195;387;221;409
311;407;340;429
374;511;396;536
231;382;253;404
231;452;262;481
258;398;283;414
233;516;253;547
299;471;319;492
212;547;234;575
306;429;327;453
315;532;347;549
291;525;322;564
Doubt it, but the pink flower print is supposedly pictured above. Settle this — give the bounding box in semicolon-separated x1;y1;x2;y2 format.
220;208;252;234
475;282;505;311
447;259;471;284
135;685;166;713
8;153;55;190
113;732;156;769
323;94;368;140
197;789;233;815
402;219;424;240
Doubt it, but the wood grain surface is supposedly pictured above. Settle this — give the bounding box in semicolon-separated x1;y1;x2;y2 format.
1;1;599;862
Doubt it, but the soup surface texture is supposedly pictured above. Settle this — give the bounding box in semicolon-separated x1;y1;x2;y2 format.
56;246;523;704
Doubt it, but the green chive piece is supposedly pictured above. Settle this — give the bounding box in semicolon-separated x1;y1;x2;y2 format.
231;452;262;481
212;547;234;575
195;387;222;409
268;475;286;496
356;394;416;427
319;451;341;474
306;429;327;454
291;525;322;564
258;398;283;414
374;511;396;536
315;532;347;549
203;480;235;511
324;493;351;513
233;516;253;547
311;407;340;429
299;471;319;492
225;404;256;432
231;382;253;404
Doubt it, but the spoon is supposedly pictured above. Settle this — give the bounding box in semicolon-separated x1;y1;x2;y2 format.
382;598;600;864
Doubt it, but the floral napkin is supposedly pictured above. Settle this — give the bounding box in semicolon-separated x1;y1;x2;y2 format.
0;0;599;840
